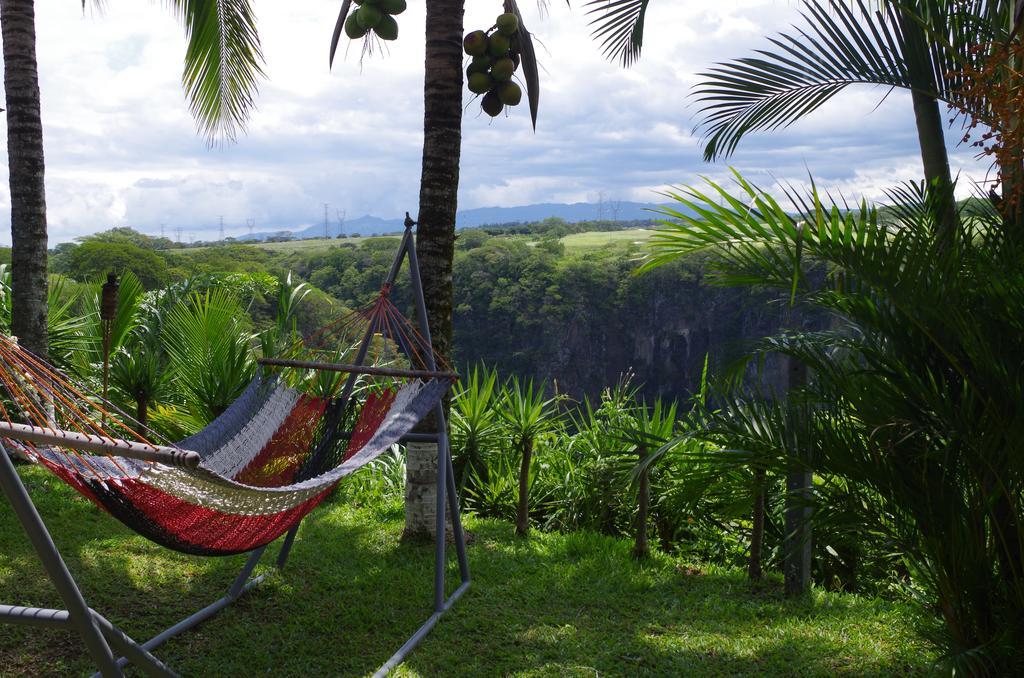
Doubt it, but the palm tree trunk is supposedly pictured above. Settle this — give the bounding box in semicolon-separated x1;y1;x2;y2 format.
1;0;48;359
898;8;960;237
515;437;532;536
748;467;765;582
415;0;463;363
633;448;650;559
403;0;464;540
136;397;148;429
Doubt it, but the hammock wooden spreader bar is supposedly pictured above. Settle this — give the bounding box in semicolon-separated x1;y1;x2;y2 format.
0;422;201;469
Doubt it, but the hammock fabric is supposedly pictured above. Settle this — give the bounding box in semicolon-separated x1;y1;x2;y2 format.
0;289;453;556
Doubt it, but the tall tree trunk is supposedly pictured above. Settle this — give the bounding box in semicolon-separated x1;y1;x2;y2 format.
748;467;765;581
403;0;464;540
1;0;48;359
632;447;650;560
784;355;812;597
898;8;960;237
515;436;532;536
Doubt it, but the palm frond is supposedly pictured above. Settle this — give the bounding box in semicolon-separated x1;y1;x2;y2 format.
505;0;542;128
694;0;1009;160
167;0;266;145
328;0;353;69
583;0;649;67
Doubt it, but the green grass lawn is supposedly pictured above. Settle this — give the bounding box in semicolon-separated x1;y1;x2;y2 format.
0;465;936;676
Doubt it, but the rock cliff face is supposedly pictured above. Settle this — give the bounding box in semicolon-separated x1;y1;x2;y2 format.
535;267;792;402
452;252;811;404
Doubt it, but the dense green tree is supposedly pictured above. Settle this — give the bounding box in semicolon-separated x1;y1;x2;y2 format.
52;240;170;289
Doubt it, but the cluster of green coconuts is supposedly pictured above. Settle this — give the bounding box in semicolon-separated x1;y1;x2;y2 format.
464;13;523;117
344;0;407;41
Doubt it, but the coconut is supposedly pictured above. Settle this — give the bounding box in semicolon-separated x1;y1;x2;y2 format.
481;90;504;117
490;57;515;82
375;14;398;40
356;5;383;30
345;12;368;39
467;60;489;78
468;73;492;95
496;81;522;106
496;13;519;36
487;34;510;57
379;0;407;14
463;30;488;57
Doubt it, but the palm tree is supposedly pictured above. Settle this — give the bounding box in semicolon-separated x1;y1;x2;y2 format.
1;0;48;359
641;171;1024;672
328;0;543;538
625;398;677;559
584;0;1021;233
450;364;501;494
163;288;256;422
497;376;559;536
0;0;263;366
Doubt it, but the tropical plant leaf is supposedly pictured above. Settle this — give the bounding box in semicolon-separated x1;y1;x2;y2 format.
583;0;650;67
693;0;1010;160
167;0;266;145
505;0;541;129
329;0;353;69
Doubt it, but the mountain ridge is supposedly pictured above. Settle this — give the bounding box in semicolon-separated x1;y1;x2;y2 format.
247;200;674;241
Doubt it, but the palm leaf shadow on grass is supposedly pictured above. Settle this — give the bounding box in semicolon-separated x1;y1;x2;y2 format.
0;466;935;676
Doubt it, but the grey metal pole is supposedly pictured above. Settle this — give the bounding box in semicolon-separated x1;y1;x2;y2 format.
402;218;451;612
443;431;471;584
432;402;447;612
0;444;122;677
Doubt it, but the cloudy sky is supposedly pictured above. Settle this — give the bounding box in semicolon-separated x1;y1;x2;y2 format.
0;0;990;244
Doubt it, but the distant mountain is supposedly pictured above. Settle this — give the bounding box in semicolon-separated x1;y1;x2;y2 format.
246;200;674;241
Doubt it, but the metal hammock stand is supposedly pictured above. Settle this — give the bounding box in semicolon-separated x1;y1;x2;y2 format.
0;216;471;677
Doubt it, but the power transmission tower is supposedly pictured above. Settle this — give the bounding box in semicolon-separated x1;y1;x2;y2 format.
246;218;255;239
175;227;183;244
219;216;225;242
336;209;346;238
323;203;330;240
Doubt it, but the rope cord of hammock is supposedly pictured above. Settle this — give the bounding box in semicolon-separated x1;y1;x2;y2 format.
0;284;451;493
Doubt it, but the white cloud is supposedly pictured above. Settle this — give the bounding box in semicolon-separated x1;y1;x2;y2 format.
0;0;994;246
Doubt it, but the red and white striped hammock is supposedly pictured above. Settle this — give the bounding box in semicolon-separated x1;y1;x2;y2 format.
0;291;454;556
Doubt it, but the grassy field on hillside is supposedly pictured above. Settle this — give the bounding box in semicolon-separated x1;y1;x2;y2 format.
0;464;937;677
559;228;654;250
173;236;384;255
170;227;655;258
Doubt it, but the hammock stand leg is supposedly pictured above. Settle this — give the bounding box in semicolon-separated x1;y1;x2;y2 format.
373;216;472;676
0;445;122;677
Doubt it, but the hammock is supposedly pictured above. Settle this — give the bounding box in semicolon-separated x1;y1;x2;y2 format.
0;281;453;556
0;221;470;678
